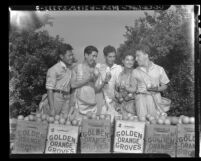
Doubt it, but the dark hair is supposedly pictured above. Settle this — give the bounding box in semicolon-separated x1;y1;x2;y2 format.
122;53;135;61
103;45;116;57
57;43;73;60
135;44;150;56
84;45;98;55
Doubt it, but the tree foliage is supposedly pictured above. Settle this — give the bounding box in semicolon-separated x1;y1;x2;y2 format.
9;12;66;118
117;6;194;116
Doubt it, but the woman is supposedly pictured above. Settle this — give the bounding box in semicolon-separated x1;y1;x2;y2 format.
114;53;137;116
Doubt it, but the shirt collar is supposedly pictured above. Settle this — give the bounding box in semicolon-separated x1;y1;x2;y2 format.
59;61;67;70
139;61;154;72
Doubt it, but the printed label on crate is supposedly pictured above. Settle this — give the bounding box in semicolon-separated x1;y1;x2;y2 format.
144;124;177;157
10;119;18;143
176;124;195;157
113;120;145;153
45;124;79;153
12;120;48;154
80;119;111;153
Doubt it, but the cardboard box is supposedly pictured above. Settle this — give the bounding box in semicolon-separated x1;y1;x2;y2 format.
144;124;177;157
176;124;195;157
113;120;145;153
10;119;17;143
12;120;48;154
45;124;79;153
80;119;111;153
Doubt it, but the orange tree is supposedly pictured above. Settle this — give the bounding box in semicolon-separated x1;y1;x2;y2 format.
116;6;194;116
9;12;70;118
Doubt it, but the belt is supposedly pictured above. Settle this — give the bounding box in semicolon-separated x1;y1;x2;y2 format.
53;89;70;95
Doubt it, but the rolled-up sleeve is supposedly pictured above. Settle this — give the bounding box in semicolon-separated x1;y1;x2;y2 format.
159;67;170;85
46;69;57;90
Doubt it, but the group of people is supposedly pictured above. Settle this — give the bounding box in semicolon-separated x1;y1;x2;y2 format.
39;44;171;122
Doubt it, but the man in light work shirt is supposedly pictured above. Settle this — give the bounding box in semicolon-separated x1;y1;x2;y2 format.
96;45;123;122
133;44;170;118
44;44;74;116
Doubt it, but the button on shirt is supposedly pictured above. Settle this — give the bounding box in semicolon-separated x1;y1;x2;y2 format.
96;63;123;101
46;61;71;92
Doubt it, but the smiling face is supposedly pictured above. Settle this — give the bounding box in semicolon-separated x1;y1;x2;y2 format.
59;50;74;66
135;50;148;66
122;55;134;69
105;52;116;67
85;51;98;67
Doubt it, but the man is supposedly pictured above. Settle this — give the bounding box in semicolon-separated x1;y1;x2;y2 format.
96;45;123;122
133;44;170;118
39;43;74;117
70;46;99;120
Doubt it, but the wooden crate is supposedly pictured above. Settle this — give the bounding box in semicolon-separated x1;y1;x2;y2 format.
113;120;145;153
144;124;177;157
45;124;79;153
12;120;48;154
80;119;111;153
176;124;195;157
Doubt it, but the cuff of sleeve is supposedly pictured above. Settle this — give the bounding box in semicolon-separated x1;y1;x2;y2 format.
46;85;54;90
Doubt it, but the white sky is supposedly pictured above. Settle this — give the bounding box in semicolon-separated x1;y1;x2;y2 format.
42;11;148;63
12;5;193;64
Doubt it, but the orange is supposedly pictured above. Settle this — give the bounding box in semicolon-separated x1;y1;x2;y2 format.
72;119;78;126
100;114;105;120
189;117;195;124
164;119;171;125
139;117;146;122
36;118;42;122
54;120;59;124
149;116;155;121
42;120;48;124
91;113;97;119
150;119;157;124
105;115;111;120
48;117;54;123
157;119;164;125
59;118;66;124
86;112;93;119
54;115;60;121
65;120;71;125
41;114;47;121
171;117;179;125
122;115;129;120
18;115;24;120
28;115;35;121
24;117;29;121
182;116;190;124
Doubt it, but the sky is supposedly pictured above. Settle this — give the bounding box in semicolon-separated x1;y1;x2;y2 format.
41;11;148;63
